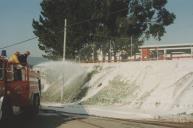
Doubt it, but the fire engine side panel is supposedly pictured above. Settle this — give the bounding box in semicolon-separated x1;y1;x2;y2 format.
6;76;40;107
6;81;30;106
29;71;40;102
29;79;39;94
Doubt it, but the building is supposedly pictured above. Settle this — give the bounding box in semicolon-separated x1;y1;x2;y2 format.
139;43;193;60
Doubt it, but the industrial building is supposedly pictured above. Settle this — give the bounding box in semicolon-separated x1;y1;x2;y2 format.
139;43;193;60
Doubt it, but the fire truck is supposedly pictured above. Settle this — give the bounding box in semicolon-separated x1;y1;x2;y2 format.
0;54;41;120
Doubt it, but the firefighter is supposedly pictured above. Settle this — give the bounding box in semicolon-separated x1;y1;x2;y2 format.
18;51;30;66
9;51;23;80
9;51;20;64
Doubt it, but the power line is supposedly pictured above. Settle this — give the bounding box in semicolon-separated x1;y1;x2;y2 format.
0;37;38;50
0;7;129;49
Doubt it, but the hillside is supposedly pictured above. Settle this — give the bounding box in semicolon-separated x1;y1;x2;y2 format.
36;59;193;121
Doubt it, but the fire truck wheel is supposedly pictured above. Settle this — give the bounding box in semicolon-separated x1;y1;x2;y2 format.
32;94;40;114
0;97;13;121
24;94;40;118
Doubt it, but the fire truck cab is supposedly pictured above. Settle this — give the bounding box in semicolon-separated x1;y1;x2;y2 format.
0;55;41;120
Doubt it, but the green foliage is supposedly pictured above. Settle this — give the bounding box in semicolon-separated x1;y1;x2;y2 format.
127;0;176;40
41;65;102;103
33;0;98;59
42;72;91;103
79;44;94;62
83;76;138;105
33;0;175;60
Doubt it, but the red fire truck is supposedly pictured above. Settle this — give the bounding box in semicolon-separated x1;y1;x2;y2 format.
0;55;41;120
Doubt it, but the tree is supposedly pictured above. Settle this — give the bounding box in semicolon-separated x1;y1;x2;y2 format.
32;0;97;59
90;0;129;62
111;0;176;61
126;0;176;40
33;0;175;60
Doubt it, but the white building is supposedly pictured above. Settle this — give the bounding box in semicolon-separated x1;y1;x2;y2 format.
139;43;193;60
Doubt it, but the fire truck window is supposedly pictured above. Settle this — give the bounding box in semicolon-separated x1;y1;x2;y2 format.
6;65;14;81
0;63;4;80
14;68;22;81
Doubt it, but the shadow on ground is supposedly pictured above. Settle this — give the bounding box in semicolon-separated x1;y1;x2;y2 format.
0;109;85;128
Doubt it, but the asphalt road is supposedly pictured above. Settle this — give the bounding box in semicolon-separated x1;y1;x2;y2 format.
0;109;193;128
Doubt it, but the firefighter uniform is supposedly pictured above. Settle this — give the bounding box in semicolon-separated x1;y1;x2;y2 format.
9;52;20;64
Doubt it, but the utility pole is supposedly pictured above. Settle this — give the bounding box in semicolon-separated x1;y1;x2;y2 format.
61;18;67;103
109;41;112;62
157;32;159;60
156;47;159;60
92;43;95;63
131;36;133;60
63;19;67;61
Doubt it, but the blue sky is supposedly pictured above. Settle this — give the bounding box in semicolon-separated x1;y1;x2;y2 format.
0;0;193;57
0;0;42;57
148;0;193;45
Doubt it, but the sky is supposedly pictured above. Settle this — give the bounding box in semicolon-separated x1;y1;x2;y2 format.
148;0;193;45
0;0;42;57
0;0;193;57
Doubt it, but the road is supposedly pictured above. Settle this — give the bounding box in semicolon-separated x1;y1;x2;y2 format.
0;109;193;128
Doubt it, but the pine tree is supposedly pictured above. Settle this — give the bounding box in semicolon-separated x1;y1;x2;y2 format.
32;0;175;60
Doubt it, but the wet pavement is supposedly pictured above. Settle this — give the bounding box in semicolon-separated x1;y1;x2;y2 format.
0;109;192;128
